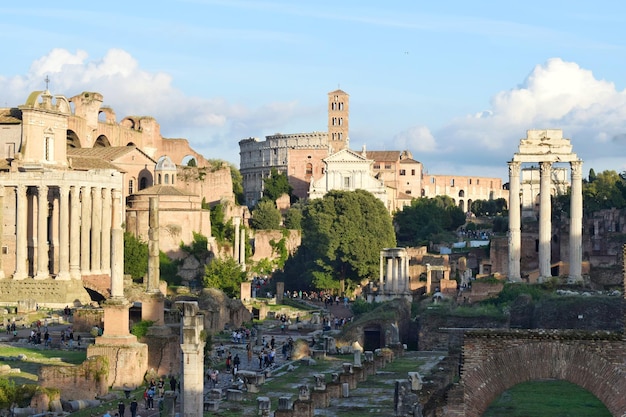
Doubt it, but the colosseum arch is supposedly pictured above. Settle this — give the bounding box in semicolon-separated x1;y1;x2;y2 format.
93;135;111;148
67;130;81;149
460;338;625;417
181;154;198;167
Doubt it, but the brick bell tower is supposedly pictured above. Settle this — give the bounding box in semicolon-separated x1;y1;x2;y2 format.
328;89;349;153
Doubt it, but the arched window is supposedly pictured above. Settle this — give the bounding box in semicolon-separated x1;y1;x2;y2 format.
458;190;465;197
164;174;170;184
140;177;147;190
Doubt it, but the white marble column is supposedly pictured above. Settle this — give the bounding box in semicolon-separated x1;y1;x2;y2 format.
0;187;4;279
233;217;240;261
538;161;552;280
385;257;393;293
147;196;160;292
240;227;246;271
69;186;81;279
569;160;583;282
57;185;70;280
34;185;49;280
110;189;124;298
80;186;91;274
14;185;28;280
507;162;521;282
91;187;102;275
100;188;112;276
379;252;384;288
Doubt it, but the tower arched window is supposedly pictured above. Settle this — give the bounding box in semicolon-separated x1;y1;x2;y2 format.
165;174;170;184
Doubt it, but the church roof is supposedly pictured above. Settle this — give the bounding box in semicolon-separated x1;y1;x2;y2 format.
0;108;22;124
364;150;401;161
68;156;124;171
328;89;349;96
133;185;195;196
67;146;156;163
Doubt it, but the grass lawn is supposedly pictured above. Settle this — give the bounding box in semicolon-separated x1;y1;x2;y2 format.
0;345;86;384
484;379;612;417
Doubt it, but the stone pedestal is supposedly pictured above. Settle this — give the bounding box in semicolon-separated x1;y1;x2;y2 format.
293;399;314;417
141;291;165;325
326;382;341;399
311;389;329;408
87;341;147;389
226;389;244;401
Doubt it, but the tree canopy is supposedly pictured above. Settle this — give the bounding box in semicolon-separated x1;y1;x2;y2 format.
282;189;395;294
203;257;247;298
394;196;465;246
262;167;293;202
250;199;282;230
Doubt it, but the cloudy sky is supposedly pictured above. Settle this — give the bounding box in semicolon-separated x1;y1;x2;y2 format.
2;1;626;180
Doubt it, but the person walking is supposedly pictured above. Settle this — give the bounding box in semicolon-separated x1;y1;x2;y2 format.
117;400;125;417
129;398;138;417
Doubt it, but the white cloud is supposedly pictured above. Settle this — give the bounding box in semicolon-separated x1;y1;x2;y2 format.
419;58;626;177
393;126;437;152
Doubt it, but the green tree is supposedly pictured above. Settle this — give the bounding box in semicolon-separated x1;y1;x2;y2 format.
186;158;197;167
203;257;247;297
124;232;148;280
262;167;293;202
295;189;396;293
250;200;282;230
394;196;465;246
284;206;303;230
583;170;626;213
230;164;245;205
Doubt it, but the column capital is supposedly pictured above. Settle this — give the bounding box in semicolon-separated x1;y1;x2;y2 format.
508;161;521;177
539;160;552;174
570;160;583;179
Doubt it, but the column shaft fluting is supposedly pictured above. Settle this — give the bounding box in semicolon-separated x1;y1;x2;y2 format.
569;160;583;282
507;162;521;282
57;186;70;280
80;187;91;273
101;188;112;275
110;190;124;298
35;185;49;280
69;186;81;279
538;161;552;280
91;187;102;274
14;185;28;280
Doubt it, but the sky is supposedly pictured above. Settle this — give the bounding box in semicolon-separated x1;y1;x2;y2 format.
2;1;626;181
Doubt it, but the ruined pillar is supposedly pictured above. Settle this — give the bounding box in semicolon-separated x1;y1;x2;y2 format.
0;187;4;279
91;187;102;275
57;185;70;280
143;196;164;325
34;185;49;280
240;226;246;271
69;186;81;279
569;160;583;282
179;301;205;417
538;161;552;280
80;186;91;274
100;188;112;276
233;216;240;261
14;185;27;280
386;256;393;293
110;189;124;299
507;161;521;282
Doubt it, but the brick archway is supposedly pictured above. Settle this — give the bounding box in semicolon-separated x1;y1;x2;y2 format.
455;331;626;417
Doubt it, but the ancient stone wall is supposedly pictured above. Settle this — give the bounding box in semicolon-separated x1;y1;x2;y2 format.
251;229;302;262
39;355;108;400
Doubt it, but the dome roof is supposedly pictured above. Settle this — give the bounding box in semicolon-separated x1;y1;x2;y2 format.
155;156;176;171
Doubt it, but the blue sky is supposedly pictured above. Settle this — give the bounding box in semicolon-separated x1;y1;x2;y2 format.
2;1;626;180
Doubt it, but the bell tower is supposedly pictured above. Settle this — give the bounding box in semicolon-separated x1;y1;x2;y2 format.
328;89;349;153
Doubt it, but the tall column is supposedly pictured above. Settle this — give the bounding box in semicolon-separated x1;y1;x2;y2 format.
240;227;246;271
379;252;384;288
35;185;49;280
179;301;205;417
569;160;583;282
100;188;112;276
538;161;552;280
233;217;240;261
385;257;393;293
0;187;4;279
507;162;521;282
57;185;70;280
110;190;124;298
80;186;91;274
13;185;28;280
69;186;81;279
146;196;160;292
91;187;102;274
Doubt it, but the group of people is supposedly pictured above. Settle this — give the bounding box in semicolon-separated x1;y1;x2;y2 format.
141;375;178;411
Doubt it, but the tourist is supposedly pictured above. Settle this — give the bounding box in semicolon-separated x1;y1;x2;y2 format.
169;375;177;392
146;386;155;410
117;400;125;416
246;343;253;364
233;354;241;374
129;398;138;417
157;377;165;397
103;412;111;417
225;352;232;372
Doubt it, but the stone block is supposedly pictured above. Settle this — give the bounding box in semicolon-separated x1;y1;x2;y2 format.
226;389;243;402
203;400;220;411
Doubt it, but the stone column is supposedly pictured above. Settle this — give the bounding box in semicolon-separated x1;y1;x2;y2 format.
91;187;102;275
101;188;112;276
233;216;240;261
379;251;384;288
403;252;410;292
178;301;205;417
386;257;393;293
240;227;246;271
538;161;552;280
57;185;70;280
147;196;160;292
110;190;124;298
569;160;583;282
425;264;432;294
507;162;521;282
69;186;81;279
80;186;91;274
35;185;49;280
0;187;4;279
14;185;28;280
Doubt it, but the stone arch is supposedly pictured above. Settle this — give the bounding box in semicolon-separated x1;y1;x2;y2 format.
463;341;624;417
181;154;198;167
67;130;81;149
93;135;111;148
